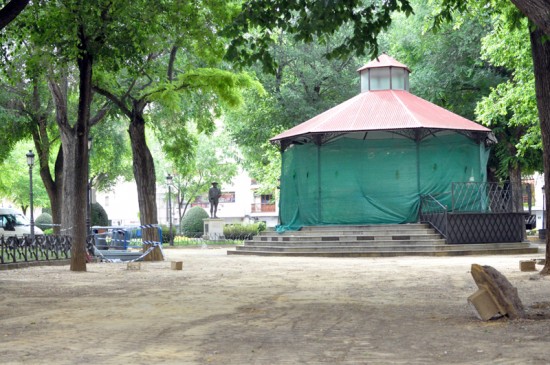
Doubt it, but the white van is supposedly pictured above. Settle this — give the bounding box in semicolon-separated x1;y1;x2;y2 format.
0;208;44;238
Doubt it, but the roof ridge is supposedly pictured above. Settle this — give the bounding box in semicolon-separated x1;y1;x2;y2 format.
391;90;421;127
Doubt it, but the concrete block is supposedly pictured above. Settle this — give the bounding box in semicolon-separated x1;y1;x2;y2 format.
520;260;537;272
468;287;501;321
171;261;183;270
127;262;141;271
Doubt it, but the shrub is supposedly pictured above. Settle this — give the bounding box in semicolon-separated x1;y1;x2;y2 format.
160;224;177;244
91;202;109;227
35;213;53;231
41;207;52;215
257;221;267;233
223;223;264;240
181;207;209;237
43;228;54;235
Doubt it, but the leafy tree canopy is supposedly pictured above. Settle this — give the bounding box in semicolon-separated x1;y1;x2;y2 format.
0;141;49;212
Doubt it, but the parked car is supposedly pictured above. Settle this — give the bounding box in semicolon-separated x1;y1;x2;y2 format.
0;208;44;237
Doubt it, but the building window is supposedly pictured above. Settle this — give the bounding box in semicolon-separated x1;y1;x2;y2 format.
251;194;276;213
261;194;273;204
220;192;236;203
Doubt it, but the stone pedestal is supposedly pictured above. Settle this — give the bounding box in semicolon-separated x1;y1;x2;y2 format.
203;218;225;241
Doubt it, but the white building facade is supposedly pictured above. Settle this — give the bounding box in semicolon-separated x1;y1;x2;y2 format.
95;169;279;230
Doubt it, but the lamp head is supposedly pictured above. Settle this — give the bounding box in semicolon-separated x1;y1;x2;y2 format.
26;150;35;167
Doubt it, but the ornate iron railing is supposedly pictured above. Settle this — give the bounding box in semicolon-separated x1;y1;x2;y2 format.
420;182;525;243
451;181;518;213
0;235;72;264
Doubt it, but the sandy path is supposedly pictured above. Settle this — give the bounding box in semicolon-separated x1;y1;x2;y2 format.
1;247;550;364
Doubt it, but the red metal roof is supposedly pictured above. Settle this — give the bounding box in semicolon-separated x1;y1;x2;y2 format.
356;54;411;73
270;89;491;142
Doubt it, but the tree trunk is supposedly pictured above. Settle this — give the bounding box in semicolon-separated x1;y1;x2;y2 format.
60;124;88;264
56;30;93;272
38;146;63;234
27;80;63;234
52;147;64;233
128;113;163;261
529;27;550;275
511;0;550;37
508;163;523;213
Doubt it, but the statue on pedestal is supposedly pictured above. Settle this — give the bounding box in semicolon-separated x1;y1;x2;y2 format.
208;182;221;218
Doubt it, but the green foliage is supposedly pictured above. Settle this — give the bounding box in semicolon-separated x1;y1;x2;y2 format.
0;141;49;212
91;203;109;227
35;213;53;231
43;228;54;235
385;1;507;121
475;14;542;176
223;222;265;239
224;0;414;71
181;206;209;236
159;224;177;244
90;117;134;192
171;235;242;246
225;31;359;191
167;130;239;221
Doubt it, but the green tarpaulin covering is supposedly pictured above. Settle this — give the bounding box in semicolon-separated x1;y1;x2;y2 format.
278;132;489;231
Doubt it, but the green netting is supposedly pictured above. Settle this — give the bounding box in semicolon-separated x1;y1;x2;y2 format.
278;133;490;231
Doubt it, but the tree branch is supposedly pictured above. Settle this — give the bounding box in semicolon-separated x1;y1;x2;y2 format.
89;102;110;127
167;46;178;82
0;0;28;30
47;77;70;130
93;85;132;117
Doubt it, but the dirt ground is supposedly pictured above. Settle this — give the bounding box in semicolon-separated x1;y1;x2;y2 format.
1;246;550;365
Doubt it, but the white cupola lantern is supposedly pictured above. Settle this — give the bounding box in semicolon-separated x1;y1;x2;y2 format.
357;53;411;92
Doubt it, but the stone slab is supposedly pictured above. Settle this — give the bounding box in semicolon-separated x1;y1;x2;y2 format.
520;260;537;272
470;264;525;319
127;262;141;271
171;261;183;270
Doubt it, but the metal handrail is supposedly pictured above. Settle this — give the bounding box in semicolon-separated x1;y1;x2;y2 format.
419;194;448;238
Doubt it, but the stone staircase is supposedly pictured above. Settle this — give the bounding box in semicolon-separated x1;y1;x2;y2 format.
227;223;538;257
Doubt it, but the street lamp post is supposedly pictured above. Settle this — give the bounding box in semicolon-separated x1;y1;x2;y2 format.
166;174;173;246
26;150;35;240
87;137;93;236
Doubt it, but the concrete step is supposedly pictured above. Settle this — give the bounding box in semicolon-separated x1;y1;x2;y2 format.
252;234;442;243
227;244;539;257
298;224;430;232
235;242;531;253
230;223;538;258
244;239;447;247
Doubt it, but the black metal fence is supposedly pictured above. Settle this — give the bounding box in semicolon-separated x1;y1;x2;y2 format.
0;235;72;264
450;181;518;213
420;182;526;244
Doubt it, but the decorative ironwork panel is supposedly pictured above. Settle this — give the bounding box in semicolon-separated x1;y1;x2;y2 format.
446;213;525;244
451;182;518;213
0;235;72;264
